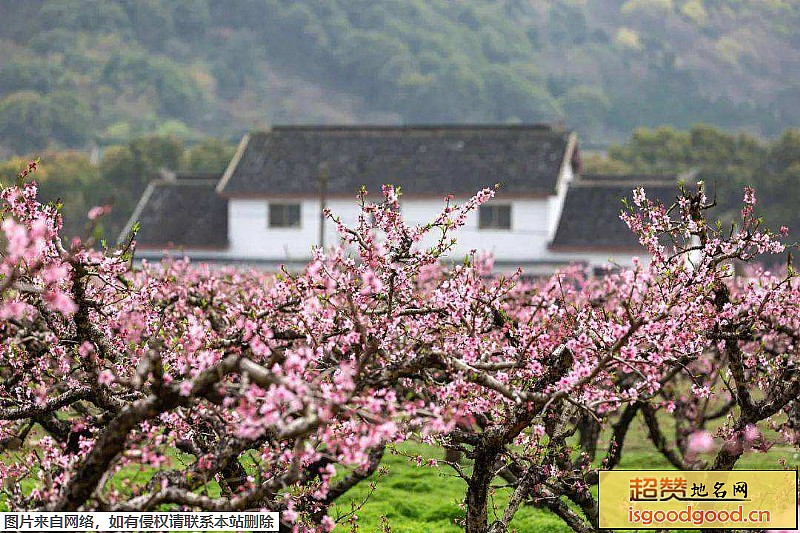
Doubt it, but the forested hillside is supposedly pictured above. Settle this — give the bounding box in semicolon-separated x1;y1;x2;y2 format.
1;0;798;156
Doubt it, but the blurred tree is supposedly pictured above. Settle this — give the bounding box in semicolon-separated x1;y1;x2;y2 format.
621;0;674;33
600;124;800;230
39;0;131;32
769;129;800;174
102;51;205;121
0;92;52;154
150;57;205;119
0;152;102;238
561;86;611;136
335;31;414;101
183;138;235;175
95;149;134;238
211;30;264;98
607;126;690;173
127;135;184;180
99;122;134;146
0;0;795;151
0;156;31;184
680;0;708;26
37;152;103;238
154;120;200;141
580;153;634;174
547;2;589;45
48;91;93;147
170;0;210;38
119;0;174;50
767;86;800;135
0;58;61;94
485;65;560;123
27;28;77;55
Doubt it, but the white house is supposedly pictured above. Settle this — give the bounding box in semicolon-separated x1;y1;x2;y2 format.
121;125;677;273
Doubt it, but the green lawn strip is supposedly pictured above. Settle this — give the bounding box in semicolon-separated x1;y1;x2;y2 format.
330;414;800;533
328;443;574;532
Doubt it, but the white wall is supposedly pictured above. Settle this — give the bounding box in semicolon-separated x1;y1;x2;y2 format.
229;198;317;259
400;197;552;261
228;196;554;262
224;159;652;271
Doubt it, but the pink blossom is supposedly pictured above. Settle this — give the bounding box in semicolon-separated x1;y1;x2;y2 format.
97;370;114;386
359;268;384;295
43;290;77;316
743;187;757;206
78;341;94;358
687;431;715;453
381;184;399;204
2;219;29;259
88;205;112;220
320;516;335;531
743;424;761;443
691;384;712;399
40;263;69;284
178;381;194;397
1;169;799;532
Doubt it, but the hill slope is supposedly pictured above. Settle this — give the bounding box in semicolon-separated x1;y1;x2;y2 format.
0;0;798;154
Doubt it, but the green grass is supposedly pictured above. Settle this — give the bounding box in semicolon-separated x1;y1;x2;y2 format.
329;415;800;532
328;443;575;533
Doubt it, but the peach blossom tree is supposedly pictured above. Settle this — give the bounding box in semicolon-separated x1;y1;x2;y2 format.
1;163;798;533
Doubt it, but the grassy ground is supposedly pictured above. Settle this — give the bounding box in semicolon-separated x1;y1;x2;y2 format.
328;416;800;532
328;442;575;533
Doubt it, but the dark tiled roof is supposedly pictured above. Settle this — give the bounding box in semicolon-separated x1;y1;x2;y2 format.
122;177;228;248
550;175;678;250
218;125;575;197
578;173;679;183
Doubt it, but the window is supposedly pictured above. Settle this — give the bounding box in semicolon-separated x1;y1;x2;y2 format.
269;203;301;228
478;204;511;230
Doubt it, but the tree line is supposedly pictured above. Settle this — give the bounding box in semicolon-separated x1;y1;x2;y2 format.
0;136;234;240
586;124;800;232
1;0;798;155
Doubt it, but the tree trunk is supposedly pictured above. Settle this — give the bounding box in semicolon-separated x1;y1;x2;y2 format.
576;414;601;462
444;447;463;463
465;443;501;533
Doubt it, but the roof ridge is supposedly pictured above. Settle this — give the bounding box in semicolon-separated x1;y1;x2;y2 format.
154;179;220;187
268;123;562;132
575;174;678;188
578;173;678;180
572;180;677;188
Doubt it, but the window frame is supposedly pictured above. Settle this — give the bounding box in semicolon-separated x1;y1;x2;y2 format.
268;202;302;229
478;204;512;230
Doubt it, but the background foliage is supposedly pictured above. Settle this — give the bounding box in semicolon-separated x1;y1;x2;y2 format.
0;136;234;239
584;125;800;232
0;0;799;154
